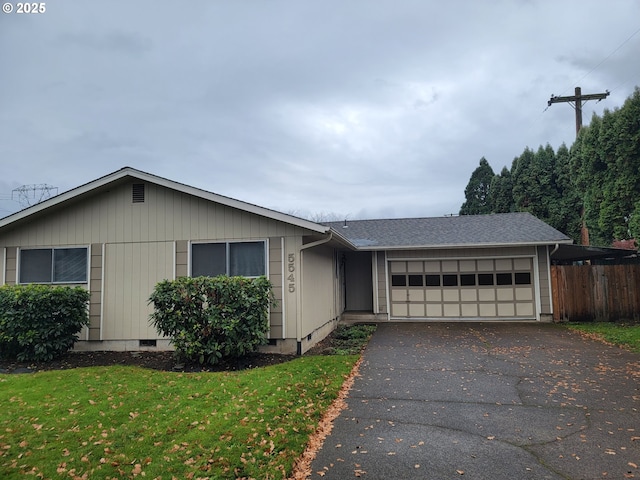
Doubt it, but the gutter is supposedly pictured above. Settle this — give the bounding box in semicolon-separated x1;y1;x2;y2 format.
296;231;334;355
356;240;574;251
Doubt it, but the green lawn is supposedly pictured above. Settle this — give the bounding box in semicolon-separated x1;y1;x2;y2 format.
563;322;640;353
0;355;357;479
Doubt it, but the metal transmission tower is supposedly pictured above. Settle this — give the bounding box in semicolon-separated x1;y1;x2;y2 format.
12;184;58;208
547;86;610;137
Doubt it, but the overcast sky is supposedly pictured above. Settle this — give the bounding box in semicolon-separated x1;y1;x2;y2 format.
1;1;639;221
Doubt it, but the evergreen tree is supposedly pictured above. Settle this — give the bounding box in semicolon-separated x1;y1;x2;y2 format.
574;114;608;244
551;143;581;242
598;88;640;241
488;166;514;213
459;158;495;215
511;147;536;211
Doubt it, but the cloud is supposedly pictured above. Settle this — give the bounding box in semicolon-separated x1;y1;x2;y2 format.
1;0;639;221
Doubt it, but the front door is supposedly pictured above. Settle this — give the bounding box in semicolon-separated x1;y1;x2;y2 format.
344;251;373;311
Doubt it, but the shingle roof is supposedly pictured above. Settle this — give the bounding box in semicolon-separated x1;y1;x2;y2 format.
326;212;572;249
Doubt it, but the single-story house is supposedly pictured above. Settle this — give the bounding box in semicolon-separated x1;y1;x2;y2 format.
0;167;572;354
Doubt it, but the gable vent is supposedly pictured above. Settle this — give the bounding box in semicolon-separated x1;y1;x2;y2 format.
132;183;145;203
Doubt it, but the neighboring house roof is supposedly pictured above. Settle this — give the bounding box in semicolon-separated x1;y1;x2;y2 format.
0;167;330;235
326;212;573;250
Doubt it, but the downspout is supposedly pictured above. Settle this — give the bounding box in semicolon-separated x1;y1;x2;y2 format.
296;231;334;355
550;243;560;257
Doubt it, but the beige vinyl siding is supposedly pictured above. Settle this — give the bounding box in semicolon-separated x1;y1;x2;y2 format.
537;245;552;314
268;238;284;338
88;244;103;340
103;242;174;341
376;251;387;314
175;240;188;278
0;247;4;285
0;181;309;247
301;244;337;338
5;247;16;285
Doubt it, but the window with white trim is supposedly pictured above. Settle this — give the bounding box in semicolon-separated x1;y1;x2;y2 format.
19;248;88;284
191;241;266;277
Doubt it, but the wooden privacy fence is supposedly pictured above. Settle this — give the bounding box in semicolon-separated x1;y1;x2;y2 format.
551;265;640;322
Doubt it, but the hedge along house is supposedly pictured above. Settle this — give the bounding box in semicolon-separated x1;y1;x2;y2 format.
0;167;572;354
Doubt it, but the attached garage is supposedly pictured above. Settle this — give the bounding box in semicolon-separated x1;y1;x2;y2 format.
329;213;572;323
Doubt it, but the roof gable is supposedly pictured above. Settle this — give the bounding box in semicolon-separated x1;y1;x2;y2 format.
0;167;329;234
326;213;572;249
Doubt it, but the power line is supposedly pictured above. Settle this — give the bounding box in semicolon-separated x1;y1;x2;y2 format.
555;25;640;98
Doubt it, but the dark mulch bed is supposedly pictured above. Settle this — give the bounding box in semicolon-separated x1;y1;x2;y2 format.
0;330;344;375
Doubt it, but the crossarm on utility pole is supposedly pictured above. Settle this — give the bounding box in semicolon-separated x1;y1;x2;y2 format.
547;87;610;136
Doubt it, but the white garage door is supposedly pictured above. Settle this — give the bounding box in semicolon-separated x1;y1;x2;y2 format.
389;258;536;320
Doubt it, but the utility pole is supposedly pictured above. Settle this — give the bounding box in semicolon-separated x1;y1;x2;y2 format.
547;86;609;247
547;86;610;137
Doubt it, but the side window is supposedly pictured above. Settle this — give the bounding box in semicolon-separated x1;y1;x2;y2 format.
20;248;88;283
191;241;266;277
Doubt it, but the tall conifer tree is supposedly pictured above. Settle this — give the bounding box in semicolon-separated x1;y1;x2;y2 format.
459;158;495;215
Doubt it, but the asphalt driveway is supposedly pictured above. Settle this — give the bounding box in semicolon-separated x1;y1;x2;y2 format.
309;322;640;480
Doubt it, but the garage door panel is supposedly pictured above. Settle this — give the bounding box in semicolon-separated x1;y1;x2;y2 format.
408;290;424;302
460;289;477;301
477;259;494;271
409;304;426;316
425;261;440;272
426;304;443;316
461;304;479;316
391;289;407;301
443;290;459;302
391;303;408;316
391;262;407;273
459;260;476;272
498;304;515;316
496;288;514;301
443;304;460;316
408;261;423;271
426;290;442;302
478;289;495;301
442;260;457;272
495;259;512;270
479;304;497;316
517;303;534;316
515;287;533;301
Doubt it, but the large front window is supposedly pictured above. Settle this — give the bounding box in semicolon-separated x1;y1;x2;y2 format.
19;247;88;283
191;241;266;277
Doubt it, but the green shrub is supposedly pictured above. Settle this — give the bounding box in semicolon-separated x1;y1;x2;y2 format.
328;324;377;355
0;284;90;362
149;276;276;365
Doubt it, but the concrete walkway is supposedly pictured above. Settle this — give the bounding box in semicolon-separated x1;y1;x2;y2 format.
309;323;640;480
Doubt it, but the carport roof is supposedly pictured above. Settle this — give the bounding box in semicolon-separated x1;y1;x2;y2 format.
326;212;572;250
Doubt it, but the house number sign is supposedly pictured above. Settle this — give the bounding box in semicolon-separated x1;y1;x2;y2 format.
287;253;296;293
